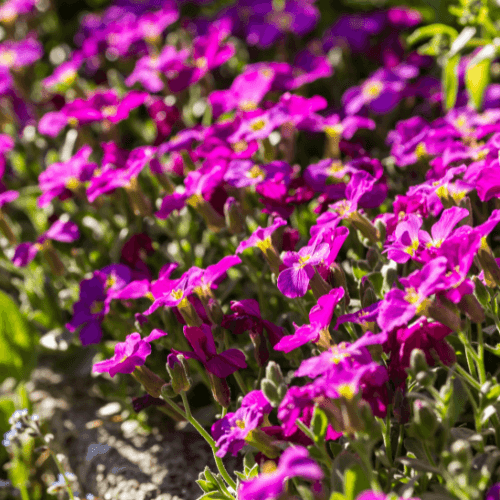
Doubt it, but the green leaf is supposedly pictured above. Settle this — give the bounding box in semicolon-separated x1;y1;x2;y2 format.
466;56;492;110
407;24;458;46
196;492;234;500
0;291;37;383
311;406;328;444
344;465;371;500
442;54;460;110
329;493;346;500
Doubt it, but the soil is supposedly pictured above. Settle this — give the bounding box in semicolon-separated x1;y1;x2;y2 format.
5;350;242;500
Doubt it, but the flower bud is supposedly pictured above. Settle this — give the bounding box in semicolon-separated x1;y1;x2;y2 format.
374;219;386;243
427;296;462;332
310;269;332;301
330;263;350;306
457;293;485;323
261;379;281;407
132;365;167;398
166;354;192;394
477;240;500;288
224;197;244;235
177;299;203;327
412;400;438;440
265;361;284;387
0;212;16;244
361;281;378;309
40;241;65;276
409;348;428;377
473;276;490;308
350;211;380;244
160;383;177;399
450;439;472;465
244;428;281;459
208;372;231;408
250;331;269;367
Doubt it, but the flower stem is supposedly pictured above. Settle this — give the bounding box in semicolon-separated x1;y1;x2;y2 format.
168;393;237;494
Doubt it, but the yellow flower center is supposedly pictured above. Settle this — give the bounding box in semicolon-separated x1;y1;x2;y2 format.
194;57;207;69
61;69;77;86
90;301;104;315
65;177;80;190
250;118;266;132
187;193;203;208
0;50;15;67
246;165;265;179
256;237;273;252
298;254;311;268
232;140;248;153
170;289;184;301
415;142;427;159
362;81;383;98
235;420;245;429
106;275;116;289
102;105;117;118
324;124;343;138
261;460;278;475
335;200;351;217
239;100;257;111
337;383;355;400
435;185;449;200
405;239;420;256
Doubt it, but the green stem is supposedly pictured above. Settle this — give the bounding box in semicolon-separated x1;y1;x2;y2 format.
458;331;479;381
451;363;482;391
48;450;75;500
476;323;487;386
18;484;30;500
382;410;393;467
175;393;237;494
296;420;332;469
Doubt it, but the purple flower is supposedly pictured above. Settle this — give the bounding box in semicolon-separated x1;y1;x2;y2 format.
66;264;132;345
277;241;330;298
93;329;167;378
42;53;84;90
211;390;272;457
274;288;344;352
12;219;79;267
0;0;38;22
384;214;423;264
172;324;246;379
377;257;448;332
86;145;155;202
238;446;323;500
125;45;189;93
236;217;287;254
155;159;226;219
342;64;418;115
208;68;274;118
224;160;291;188
38;146;97;207
486;483;500;500
0;35;43;69
38;90;148;137
0;190;18;208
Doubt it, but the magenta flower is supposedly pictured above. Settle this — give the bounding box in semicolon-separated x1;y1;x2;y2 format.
0;0;38;22
238;446;323;500
38;90;148;137
86;145;155;202
486;483;500;500
12;219;79;267
377;257;448;332
224;160;291;189
42;52;84;90
172;324;246;379
0;35;43;70
236;217;287;255
38;146;97;208
274;288;344;352
125;45;189;93
384;214;423;264
208;68;274;118
155;160;226;219
211;390;272;458
384;318;455;388
277;241;330;298
342;64;418;115
229;107;288;144
66;264;132;345
93;329;167;378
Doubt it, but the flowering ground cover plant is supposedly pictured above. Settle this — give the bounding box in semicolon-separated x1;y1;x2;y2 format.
3;0;500;499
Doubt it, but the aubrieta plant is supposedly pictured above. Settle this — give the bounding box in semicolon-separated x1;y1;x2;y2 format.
3;0;500;499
